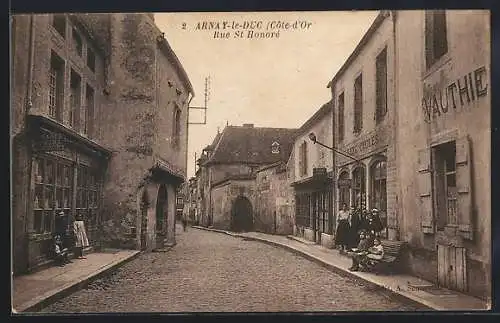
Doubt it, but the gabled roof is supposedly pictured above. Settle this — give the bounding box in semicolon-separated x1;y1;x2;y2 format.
205;125;298;165
296;100;333;137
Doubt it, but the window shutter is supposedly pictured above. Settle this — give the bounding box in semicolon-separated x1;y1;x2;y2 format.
298;144;303;176
456;136;473;240
418;147;434;233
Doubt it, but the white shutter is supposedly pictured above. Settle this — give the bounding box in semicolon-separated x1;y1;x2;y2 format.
418;147;434;233
456;136;473;240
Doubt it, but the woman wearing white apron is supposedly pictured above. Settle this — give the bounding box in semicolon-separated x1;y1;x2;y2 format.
73;214;89;259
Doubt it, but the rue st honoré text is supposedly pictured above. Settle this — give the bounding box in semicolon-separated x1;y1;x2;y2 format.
182;20;313;39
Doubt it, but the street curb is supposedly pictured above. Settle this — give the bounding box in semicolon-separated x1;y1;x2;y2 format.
193;226;435;311
16;250;141;313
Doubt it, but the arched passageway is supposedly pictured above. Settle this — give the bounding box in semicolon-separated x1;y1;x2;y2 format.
231;196;253;232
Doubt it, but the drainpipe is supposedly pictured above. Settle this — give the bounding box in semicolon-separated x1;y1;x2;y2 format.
23;15;36;234
391;10;399;241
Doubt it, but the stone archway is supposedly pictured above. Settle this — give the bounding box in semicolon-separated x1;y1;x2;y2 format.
155;184;168;249
231;196;253;232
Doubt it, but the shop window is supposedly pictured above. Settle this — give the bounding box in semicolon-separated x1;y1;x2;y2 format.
33;157;73;234
425;10;448;69
72;28;83;56
352;166;366;210
49;52;64;120
433;141;457;230
84;85;95;135
338;171;350;208
52;14;66;38
173;107;181;147
375;47;387;124
299;141;308;176
316;191;332;234
370;160;387;233
87;47;96;72
353;73;363;134
338;92;345;141
69;70;81;128
295;194;311;227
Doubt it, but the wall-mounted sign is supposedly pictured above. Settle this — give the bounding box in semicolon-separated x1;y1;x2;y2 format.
344;133;380;157
337;179;352;188
422;66;488;123
313;167;327;179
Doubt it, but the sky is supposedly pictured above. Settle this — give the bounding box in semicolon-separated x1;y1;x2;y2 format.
154;11;379;178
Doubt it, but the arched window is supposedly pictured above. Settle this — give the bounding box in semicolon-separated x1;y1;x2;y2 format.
338;171;350;208
173;107;181;147
371;159;387;232
352;166;366;210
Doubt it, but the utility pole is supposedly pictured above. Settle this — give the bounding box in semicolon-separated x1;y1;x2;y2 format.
188;75;210;125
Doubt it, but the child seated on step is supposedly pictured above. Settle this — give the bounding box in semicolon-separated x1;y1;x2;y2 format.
54;234;71;266
362;238;385;271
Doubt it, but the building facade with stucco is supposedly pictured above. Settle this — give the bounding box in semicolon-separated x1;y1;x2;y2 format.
394;10;490;299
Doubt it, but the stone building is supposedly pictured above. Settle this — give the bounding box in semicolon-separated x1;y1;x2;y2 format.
291;101;335;248
328;11;396;241
11;13;194;274
254;161;294;235
198;124;297;232
394;10;490;299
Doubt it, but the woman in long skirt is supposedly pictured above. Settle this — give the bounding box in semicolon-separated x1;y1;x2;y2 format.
73;214;89;259
335;203;351;252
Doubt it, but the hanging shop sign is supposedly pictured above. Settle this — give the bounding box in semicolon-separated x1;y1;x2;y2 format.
313;167;327;179
422;65;488;123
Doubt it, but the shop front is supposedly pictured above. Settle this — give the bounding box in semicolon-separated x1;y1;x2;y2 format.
336;127;392;240
25;115;110;271
292;168;334;247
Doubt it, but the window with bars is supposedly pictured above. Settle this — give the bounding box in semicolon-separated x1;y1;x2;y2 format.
354;73;363;134
70;70;81;128
433;141;457;230
375;47;388;124
72;28;83;56
49;52;64;120
33;157;73;234
425;10;448;69
52;14;66;38
338;92;345;141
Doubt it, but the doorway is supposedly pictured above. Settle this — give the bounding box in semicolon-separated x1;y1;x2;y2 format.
155;184;168;248
231;196;253;232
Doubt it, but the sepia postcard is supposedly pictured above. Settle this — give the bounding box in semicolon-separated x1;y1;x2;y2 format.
10;10;491;313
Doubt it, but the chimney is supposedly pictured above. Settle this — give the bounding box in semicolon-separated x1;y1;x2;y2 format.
242;123;254;128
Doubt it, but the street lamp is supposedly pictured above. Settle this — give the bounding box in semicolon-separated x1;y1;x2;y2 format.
308;132;359;163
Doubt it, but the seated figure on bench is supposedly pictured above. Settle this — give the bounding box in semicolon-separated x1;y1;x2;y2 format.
361;238;385;271
54;234;71;266
348;231;372;272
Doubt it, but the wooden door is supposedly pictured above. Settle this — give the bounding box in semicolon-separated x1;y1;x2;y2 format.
437;245;467;292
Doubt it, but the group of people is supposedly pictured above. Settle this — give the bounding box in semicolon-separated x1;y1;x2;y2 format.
347;231;384;272
53;211;90;267
334;203;384;252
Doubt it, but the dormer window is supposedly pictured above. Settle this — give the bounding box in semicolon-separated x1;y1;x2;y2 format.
271;141;280;154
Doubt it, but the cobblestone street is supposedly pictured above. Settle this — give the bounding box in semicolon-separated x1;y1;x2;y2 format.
43;226;419;312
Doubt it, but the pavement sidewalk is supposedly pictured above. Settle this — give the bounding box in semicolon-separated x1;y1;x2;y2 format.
193;226;490;311
12;249;140;313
